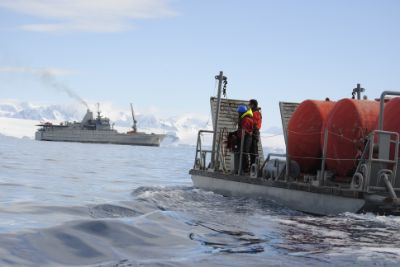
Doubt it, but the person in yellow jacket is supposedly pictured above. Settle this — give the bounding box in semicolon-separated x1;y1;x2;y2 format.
233;105;254;174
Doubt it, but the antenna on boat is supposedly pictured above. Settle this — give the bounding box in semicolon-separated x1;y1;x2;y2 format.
130;103;137;133
352;83;365;100
210;71;227;169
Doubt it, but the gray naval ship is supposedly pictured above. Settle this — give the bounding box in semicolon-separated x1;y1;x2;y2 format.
35;104;166;146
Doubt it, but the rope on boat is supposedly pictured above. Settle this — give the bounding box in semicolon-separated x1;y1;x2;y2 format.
287;129;358;143
288;155;358;161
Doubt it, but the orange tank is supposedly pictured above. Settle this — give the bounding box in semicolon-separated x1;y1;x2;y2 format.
323;99;380;177
382;97;400;133
381;97;400;156
288;100;335;173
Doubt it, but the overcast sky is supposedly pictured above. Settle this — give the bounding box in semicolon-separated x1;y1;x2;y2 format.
1;0;400;127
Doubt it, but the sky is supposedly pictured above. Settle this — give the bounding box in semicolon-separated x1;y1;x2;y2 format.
1;0;400;127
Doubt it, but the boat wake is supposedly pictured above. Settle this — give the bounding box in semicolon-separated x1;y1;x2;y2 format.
1;186;400;266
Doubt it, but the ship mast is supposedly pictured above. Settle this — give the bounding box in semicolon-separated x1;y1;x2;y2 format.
210;71;227;169
130;103;137;133
96;103;101;120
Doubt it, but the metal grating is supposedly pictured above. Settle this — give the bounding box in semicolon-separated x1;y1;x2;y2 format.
279;102;300;146
210;97;264;172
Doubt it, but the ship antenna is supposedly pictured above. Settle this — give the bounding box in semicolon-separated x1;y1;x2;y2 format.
96;102;101;119
130;103;137;133
210;71;227;169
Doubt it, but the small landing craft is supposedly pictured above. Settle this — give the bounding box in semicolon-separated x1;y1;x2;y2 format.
36;104;165;147
190;72;400;215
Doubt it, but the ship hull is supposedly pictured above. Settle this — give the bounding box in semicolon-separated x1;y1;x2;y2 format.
35;129;164;147
190;170;371;215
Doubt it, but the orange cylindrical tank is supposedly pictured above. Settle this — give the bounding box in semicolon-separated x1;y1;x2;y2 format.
382;97;400;133
381;97;400;156
323;99;380;177
288;99;335;173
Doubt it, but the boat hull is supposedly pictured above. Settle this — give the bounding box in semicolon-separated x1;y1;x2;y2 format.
35;129;164;147
191;172;366;215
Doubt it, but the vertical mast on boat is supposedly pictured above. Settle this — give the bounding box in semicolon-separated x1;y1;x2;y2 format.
130;103;137;133
210;71;227;169
96;103;101;119
352;83;365;100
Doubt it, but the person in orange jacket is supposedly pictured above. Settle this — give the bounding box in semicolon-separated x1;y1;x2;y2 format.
233;105;254;174
249;99;262;165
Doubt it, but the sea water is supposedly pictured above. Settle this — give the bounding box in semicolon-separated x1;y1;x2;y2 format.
0;136;400;266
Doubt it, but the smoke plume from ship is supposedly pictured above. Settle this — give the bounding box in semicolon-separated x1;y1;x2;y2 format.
39;70;89;109
0;66;89;109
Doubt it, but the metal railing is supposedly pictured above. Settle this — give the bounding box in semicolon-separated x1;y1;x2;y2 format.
367;130;399;190
350;130;400;195
193;130;214;170
193;129;258;176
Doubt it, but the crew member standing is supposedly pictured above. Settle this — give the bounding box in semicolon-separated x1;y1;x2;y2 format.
249;99;262;165
234;105;254;174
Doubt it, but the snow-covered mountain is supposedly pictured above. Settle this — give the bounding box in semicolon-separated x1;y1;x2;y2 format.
0;100;285;152
0;101;82;121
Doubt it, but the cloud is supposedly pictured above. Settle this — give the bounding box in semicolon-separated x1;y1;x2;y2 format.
0;66;76;76
0;0;177;32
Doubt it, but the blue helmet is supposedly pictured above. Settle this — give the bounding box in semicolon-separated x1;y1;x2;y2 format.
236;105;247;113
